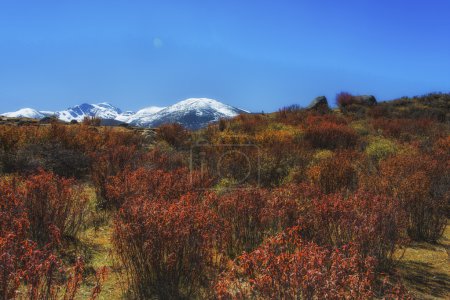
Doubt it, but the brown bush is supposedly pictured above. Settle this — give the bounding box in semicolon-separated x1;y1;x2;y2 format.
230;114;270;134
258;146;310;188
9;142;90;178
275;106;310;125
82;116;102;126
0;123;145;179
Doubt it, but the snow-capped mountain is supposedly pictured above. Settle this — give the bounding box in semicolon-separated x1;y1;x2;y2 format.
2;108;46;119
1;98;247;129
130;98;247;129
53;103;122;122
118;106;165;123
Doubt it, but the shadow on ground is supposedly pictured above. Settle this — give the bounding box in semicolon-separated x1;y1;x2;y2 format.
398;260;450;299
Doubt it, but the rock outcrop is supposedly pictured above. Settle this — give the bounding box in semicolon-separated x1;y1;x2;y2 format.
307;96;330;111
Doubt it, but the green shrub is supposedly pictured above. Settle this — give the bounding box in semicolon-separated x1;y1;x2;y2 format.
365;137;398;162
350;121;370;136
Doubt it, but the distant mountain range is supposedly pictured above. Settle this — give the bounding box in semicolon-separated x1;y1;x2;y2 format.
1;98;248;129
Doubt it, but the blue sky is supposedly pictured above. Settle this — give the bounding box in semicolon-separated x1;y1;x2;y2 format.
1;0;449;113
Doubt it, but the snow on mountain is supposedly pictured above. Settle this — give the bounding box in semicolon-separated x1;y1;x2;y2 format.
115;111;136;122
54;102;122;122
130;98;247;129
1;108;46;119
39;111;57;117
118;106;165;123
1;98;247;129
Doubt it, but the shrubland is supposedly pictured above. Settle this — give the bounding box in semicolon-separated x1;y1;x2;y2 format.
0;92;448;299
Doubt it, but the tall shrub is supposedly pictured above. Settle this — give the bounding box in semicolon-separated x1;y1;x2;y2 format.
113;194;226;299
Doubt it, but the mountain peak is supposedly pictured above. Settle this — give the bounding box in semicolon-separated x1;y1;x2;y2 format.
54;102;122;122
176;98;222;105
132;98;247;129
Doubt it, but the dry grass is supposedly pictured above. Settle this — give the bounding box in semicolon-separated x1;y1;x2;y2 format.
396;221;450;299
76;221;127;300
72;185;127;299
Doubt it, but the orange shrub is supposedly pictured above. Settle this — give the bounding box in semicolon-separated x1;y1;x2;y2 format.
230;114;269;134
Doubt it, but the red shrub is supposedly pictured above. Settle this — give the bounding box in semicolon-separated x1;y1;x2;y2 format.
231;114;270;134
304;122;359;149
0;178;29;299
0;177;100;300
303;191;408;269
145;147;186;170
305;114;348;126
216;227;378;300
20;170;88;245
91;145;142;208
377;153;448;242
307;151;358;194
0;237;91;300
371;117;440;141
81;128;146;207
336;91;355;107
206;189;269;257
262;183;322;233
157;123;190;149
113;193;226;299
106;167;210;208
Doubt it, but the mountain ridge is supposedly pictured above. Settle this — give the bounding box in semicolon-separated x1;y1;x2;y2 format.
1;98;247;129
